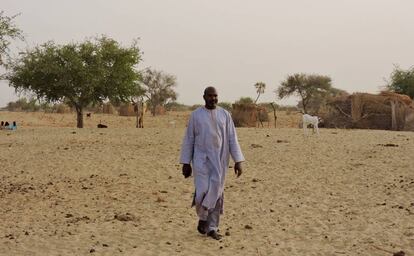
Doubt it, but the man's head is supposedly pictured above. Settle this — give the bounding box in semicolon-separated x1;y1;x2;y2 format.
203;86;218;109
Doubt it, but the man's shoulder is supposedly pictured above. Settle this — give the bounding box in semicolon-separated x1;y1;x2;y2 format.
217;106;231;116
191;107;204;114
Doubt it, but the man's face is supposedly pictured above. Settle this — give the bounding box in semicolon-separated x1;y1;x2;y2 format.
203;88;218;109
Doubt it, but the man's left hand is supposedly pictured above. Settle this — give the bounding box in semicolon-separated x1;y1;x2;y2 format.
234;162;242;177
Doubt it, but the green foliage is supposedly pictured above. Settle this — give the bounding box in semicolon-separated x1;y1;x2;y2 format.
6;36;142;127
217;102;232;111
387;65;414;99
297;86;348;115
235;97;254;105
277;73;332;113
6;98;41;112
141;68;177;116
164;102;189;111
0;11;24;68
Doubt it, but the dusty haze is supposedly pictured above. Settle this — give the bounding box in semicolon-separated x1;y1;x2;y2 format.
1;0;414;107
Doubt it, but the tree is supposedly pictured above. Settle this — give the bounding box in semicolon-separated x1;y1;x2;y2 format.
141;68;177;116
297;86;348;114
276;73;332;113
235;97;254;105
386;65;414;99
0;11;23;68
217;102;232;111
6;36;142;128
254;82;266;104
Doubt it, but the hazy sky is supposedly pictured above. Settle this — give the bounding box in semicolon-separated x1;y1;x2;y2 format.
1;0;414;107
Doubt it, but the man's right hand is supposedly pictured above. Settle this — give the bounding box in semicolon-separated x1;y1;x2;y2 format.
182;164;192;178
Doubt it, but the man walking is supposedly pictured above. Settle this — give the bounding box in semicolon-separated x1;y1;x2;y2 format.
180;86;245;240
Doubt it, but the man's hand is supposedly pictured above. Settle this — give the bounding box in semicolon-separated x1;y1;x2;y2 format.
182;164;192;178
234;162;242;177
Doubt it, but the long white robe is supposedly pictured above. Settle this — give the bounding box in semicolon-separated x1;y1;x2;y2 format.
180;106;244;218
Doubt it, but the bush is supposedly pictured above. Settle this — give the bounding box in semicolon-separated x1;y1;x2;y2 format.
218;102;232;111
165;102;190;111
7;98;41;112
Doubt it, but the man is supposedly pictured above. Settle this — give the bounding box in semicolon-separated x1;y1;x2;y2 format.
180;86;245;240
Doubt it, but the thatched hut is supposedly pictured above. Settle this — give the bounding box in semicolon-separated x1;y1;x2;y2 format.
325;92;414;131
154;105;166;115
102;103;116;114
231;104;269;127
55;104;71;114
119;103;135;116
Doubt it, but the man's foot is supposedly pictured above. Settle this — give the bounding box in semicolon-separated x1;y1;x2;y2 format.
197;220;208;234
207;230;222;240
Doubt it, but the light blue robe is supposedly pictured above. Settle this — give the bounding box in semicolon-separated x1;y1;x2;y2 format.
180;106;244;218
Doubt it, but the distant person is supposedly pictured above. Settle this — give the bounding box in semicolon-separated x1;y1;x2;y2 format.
180;86;245;240
11;121;17;130
0;121;4;130
4;121;9;129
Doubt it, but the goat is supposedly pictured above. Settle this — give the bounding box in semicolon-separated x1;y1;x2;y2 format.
302;114;320;135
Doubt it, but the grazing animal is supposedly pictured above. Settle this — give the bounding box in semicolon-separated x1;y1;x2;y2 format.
134;101;147;128
97;123;108;128
302;114;320;135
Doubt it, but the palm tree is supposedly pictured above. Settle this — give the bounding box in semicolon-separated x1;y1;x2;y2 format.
254;82;266;104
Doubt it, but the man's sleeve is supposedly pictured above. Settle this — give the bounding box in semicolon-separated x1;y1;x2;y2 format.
180;113;195;164
227;112;245;163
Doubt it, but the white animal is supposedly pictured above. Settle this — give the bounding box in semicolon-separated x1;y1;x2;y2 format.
302;114;320;135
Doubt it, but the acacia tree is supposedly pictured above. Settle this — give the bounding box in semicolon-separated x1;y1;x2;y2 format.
141;68;177;116
254;82;266;104
0;11;23;69
7;36;142;128
276;73;332;113
387;65;414;99
297;87;348;114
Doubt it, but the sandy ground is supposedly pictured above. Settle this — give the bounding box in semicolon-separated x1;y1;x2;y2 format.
0;111;413;256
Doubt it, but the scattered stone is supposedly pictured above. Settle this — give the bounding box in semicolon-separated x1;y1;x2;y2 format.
114;213;137;222
377;143;399;147
156;197;166;203
250;144;263;148
65;213;73;218
89;248;95;253
276;139;289;143
393;251;405;256
244;224;253;229
225;231;230;236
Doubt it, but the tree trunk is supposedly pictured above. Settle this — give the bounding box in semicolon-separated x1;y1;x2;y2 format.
270;103;277;128
134;103;139;128
152;105;156;116
76;107;83;128
302;101;307;114
391;100;397;131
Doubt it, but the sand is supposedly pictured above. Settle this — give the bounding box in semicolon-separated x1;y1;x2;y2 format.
0;111;413;256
